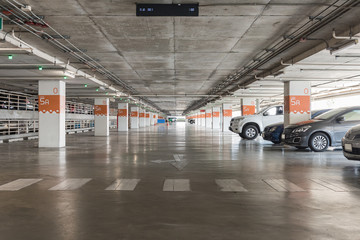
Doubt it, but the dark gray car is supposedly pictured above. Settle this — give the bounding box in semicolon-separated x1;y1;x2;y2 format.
283;107;360;152
342;124;360;160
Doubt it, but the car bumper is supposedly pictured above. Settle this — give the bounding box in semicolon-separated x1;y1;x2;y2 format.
262;132;281;142
229;125;240;134
283;133;309;147
342;138;360;161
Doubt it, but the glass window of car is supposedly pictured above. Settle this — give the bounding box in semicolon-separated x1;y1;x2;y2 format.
340;110;360;121
264;107;277;116
314;108;347;120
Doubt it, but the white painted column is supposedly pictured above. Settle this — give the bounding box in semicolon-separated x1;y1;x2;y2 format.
284;81;311;126
241;98;256;116
139;109;145;127
38;80;66;148
212;106;221;129
222;103;232;132
256;99;260;113
94;98;109;136
130;106;139;129
200;110;206;126
117;103;128;131
205;109;212;128
145;112;150;127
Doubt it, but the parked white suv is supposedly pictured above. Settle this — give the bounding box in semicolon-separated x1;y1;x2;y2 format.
229;105;284;140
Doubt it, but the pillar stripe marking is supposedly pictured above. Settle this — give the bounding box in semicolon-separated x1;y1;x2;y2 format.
263;179;305;192
310;179;359;192
0;179;42;191
163;179;190;191
49;178;92;191
215;179;248;192
105;179;140;191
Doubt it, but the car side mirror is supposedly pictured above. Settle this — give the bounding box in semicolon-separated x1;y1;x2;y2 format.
263;112;268;116
336;116;345;122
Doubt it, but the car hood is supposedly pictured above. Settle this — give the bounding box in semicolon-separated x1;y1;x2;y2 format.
286;119;323;130
266;122;284;128
347;124;360;134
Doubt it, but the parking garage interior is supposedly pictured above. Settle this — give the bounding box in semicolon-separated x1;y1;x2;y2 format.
1;1;360;239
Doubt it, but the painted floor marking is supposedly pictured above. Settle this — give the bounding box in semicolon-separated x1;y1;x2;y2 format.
171;154;188;171
105;179;140;191
49;178;92;191
163;179;190;191
310;179;359;192
215;179;248;192
263;179;305;192
0;179;42;191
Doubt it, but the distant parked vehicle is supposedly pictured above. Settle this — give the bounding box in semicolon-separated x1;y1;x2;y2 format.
342;124;360;161
283;107;360;152
188;119;195;124
262;109;331;144
229;105;284;140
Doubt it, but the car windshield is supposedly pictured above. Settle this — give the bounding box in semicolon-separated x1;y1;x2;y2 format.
314;108;346;120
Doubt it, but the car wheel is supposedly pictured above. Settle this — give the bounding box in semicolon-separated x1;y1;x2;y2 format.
243;125;258;140
309;133;329;152
295;146;307;150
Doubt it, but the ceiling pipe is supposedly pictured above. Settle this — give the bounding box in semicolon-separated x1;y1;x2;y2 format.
332;29;360;40
280;58;292;66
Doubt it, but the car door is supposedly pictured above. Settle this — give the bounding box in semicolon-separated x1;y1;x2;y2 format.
262;106;283;128
333;110;360;143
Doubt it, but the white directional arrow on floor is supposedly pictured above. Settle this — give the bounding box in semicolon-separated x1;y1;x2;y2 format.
150;160;176;164
171;154;188;171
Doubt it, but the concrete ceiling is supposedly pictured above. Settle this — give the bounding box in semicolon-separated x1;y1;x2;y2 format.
0;0;359;115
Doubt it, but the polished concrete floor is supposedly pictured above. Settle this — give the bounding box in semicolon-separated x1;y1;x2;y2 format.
0;123;360;240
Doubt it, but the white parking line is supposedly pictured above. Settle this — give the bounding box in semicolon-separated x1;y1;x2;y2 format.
163;179;190;191
263;179;305;192
215;179;248;192
0;179;42;191
105;179;140;191
49;178;92;191
310;179;360;192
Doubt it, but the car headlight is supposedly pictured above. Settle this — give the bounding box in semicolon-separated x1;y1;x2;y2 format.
292;125;311;133
345;130;352;139
269;127;278;132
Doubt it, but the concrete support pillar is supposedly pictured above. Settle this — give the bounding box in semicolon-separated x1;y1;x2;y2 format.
200;110;206;126
130;106;139;129
284;81;311;126
256;99;260;113
117;103;128;131
38;80;66;148
222;103;232;132
196;112;200;125
94;98;109;136
139;109;145;127
150;113;154;126
145;112;150;127
212;107;221;129
205;109;212;128
241;98;256;116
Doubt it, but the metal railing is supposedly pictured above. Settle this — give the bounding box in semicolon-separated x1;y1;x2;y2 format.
0;90;38;111
0;120;38;136
66;101;94;115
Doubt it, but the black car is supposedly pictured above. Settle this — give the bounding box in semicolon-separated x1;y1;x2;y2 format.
342;124;360;161
283;107;360;152
262;109;331;144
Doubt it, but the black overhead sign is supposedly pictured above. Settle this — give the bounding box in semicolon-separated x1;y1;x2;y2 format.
136;3;199;17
